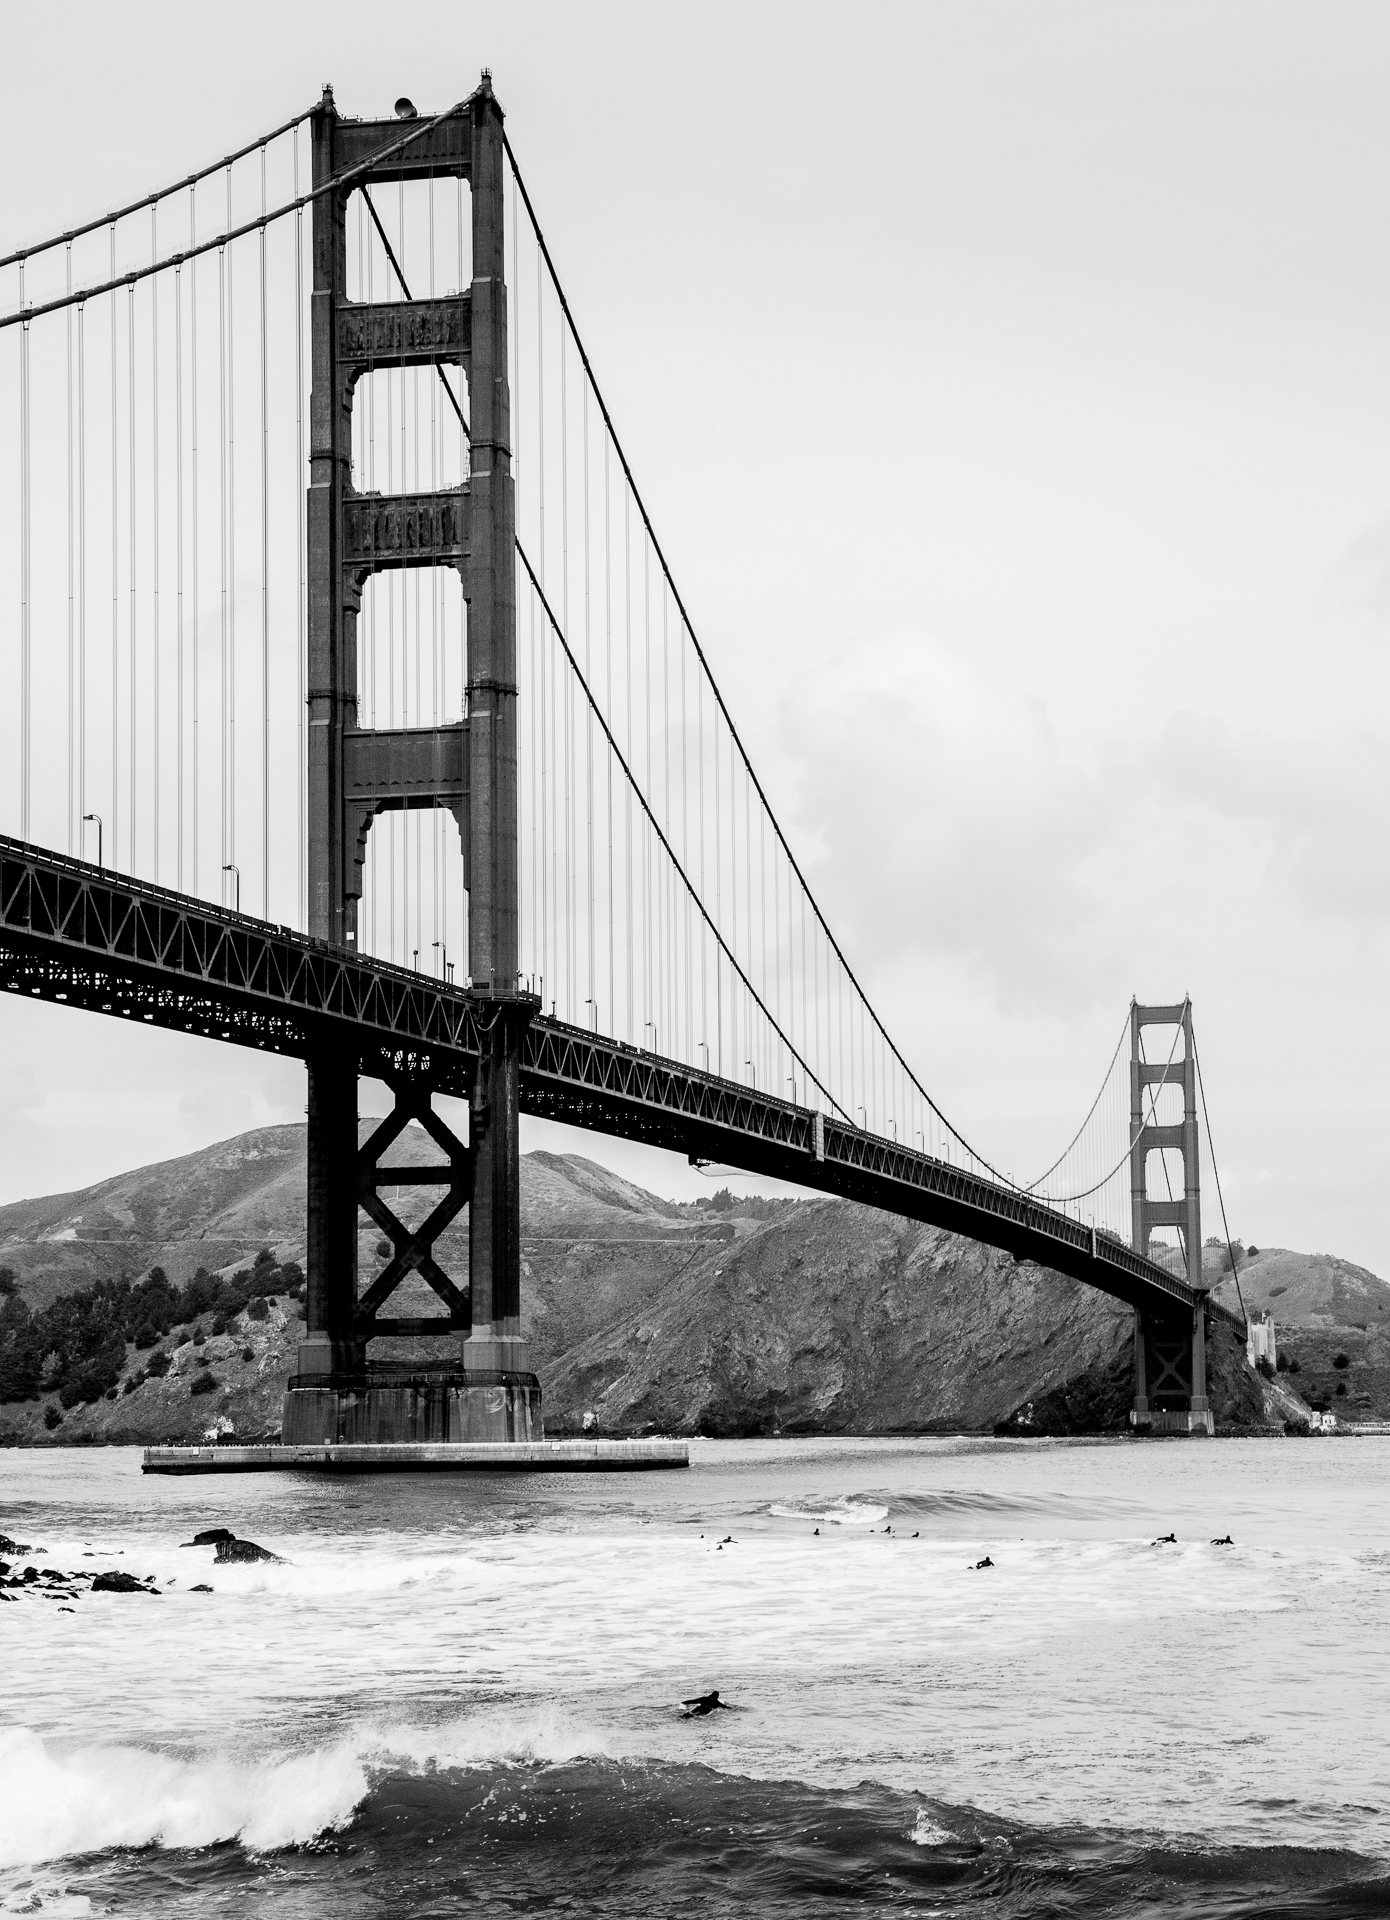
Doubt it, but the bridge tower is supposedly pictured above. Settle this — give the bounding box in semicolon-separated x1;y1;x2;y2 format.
284;78;541;1444
1128;999;1213;1435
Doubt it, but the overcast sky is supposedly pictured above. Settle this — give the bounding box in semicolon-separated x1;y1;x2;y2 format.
1;2;1387;1274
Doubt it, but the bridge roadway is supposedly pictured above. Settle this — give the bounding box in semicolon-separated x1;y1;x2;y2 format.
0;837;1223;1327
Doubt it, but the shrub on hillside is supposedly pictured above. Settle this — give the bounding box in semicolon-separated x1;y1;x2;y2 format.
0;1250;315;1404
189;1373;218;1397
144;1350;171;1379
1333;1353;1350;1370
246;1297;269;1323
43;1405;62;1430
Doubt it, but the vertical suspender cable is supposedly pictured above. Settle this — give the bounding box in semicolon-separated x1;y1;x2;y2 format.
260;143;269;916
218;226;228;895
584;382;594;1023
151;208;161;882
78;300;87;839
226;164;237;900
431;169;441;957
19;265;30;840
189;182;199;897
67;246;75;853
729;733;737;1081
295;128;305;926
110;225;119;865
365;195;376;951
175;253;184;889
412;208;423;966
624;488;632;1044
537;225;547;994
680;603;688;1059
661;580;670;1051
698;661;706;1057
128;275;137;869
604;436;614;1037
643;541;651;1039
560;330;570;1013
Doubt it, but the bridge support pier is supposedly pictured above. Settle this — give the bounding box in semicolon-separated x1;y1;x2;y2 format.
283;78;542;1451
1130;1305;1213;1436
1127;1000;1213;1435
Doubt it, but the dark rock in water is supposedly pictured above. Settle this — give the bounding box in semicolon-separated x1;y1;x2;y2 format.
91;1570;159;1594
191;1583;214;1593
0;1535;30;1556
183;1528;236;1548
214;1537;282;1565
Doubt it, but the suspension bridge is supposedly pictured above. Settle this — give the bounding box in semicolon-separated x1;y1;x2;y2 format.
0;78;1240;1449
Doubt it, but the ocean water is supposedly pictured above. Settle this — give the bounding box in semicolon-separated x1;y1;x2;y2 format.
1;1435;1387;1917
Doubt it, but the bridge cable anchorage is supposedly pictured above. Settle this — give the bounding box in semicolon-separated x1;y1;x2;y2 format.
0;96;477;331
1194;1029;1249;1331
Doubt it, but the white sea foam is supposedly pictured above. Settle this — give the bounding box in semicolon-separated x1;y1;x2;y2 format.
909;1806;954;1847
7;1436;1390;1870
767;1497;889;1527
0;1727;368;1869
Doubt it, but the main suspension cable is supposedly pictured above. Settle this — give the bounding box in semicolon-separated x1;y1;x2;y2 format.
503;133;1048;1185
0;96;477;330
0;104;318;272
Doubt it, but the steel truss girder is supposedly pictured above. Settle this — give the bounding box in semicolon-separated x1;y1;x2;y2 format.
0;838;1230;1328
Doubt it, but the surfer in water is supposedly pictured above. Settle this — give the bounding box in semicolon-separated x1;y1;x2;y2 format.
682;1690;733;1718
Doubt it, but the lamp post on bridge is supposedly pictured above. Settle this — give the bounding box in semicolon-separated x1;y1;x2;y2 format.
221;863;240;914
82;812;102;872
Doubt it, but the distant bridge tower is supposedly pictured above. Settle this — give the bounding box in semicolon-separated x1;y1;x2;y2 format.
286;78;540;1443
1128;999;1212;1435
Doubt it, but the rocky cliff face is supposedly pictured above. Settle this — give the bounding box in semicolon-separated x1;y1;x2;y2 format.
0;1125;1303;1443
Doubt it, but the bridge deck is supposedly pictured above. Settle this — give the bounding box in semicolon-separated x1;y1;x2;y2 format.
0;838;1222;1325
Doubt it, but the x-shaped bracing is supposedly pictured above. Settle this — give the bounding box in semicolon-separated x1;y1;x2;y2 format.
353;1078;472;1340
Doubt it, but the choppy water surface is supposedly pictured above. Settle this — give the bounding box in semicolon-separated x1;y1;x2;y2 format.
2;1435;1387;1916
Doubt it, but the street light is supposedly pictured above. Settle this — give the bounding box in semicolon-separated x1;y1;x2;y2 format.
584;997;599;1031
222;862;240;913
644;1020;658;1053
82;813;102;870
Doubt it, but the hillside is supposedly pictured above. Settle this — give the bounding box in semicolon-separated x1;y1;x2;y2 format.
0;1124;1307;1444
1207;1244;1390;1423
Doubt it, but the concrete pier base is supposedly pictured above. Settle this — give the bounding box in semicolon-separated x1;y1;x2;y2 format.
280;1367;542;1446
1130;1407;1215;1436
142;1439;689;1474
